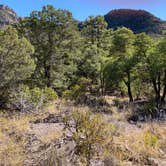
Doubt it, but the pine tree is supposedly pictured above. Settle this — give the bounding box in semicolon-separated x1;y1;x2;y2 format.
17;5;80;93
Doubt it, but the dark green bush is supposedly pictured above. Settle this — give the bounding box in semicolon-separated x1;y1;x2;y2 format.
62;84;82;99
62;77;92;100
141;101;157;118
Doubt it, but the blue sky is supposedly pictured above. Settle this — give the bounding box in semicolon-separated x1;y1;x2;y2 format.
1;0;166;21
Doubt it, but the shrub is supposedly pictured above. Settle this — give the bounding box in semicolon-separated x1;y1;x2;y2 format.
62;77;92;100
43;87;58;103
7;85;32;112
143;132;159;148
30;87;43;110
64;110;114;165
7;85;57;112
141;101;157;118
62;84;81;99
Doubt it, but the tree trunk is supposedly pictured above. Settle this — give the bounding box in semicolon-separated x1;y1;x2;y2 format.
127;82;133;102
44;31;54;88
100;65;105;96
157;73;161;106
161;85;166;103
152;74;161;108
161;70;166;103
126;72;133;102
44;64;51;87
152;78;159;106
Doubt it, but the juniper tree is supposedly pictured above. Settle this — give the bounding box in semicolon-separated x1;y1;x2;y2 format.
0;26;35;104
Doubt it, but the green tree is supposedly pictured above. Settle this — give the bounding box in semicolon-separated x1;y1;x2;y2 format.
79;16;111;94
78;45;101;83
81;16;110;48
104;28;136;102
133;33;153;99
135;33;165;106
0;26;35;103
17;5;80;93
157;33;166;103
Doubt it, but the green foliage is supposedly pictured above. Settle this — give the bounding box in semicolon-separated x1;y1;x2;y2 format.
30;87;43;109
78;45;101;81
104;28;166;104
7;85;57;112
143;132;159;148
136;33;166;105
104;60;123;89
43;87;58;103
63;77;92;100
104;28;137;102
0;26;35;93
134;33;153;58
17;5;80;92
63;85;81;99
141;101;157;118
64;110;114;165
0;4;165;111
81;16;110;47
111;27;134;55
78;16;111;88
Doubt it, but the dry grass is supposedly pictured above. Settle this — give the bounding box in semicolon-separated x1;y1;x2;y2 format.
0;109;86;165
111;121;166;165
40;130;63;144
0;112;34;165
100;97;166;165
0;102;64;166
0;98;165;166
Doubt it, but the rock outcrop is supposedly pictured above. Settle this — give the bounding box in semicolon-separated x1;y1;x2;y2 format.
105;9;166;34
0;5;19;27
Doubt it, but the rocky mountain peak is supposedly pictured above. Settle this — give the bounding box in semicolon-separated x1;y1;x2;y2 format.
0;4;19;27
105;9;166;34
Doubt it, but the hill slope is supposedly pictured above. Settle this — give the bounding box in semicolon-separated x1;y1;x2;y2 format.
105;9;166;34
0;5;19;27
0;5;166;35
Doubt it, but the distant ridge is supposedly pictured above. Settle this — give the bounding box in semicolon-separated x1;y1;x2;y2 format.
105;9;166;34
0;5;19;27
0;5;166;35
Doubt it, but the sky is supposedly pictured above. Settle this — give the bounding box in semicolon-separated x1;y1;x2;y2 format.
0;0;166;21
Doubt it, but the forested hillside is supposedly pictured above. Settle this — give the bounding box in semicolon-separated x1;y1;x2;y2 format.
0;5;166;166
